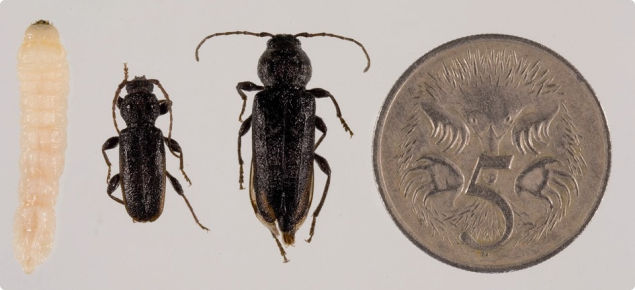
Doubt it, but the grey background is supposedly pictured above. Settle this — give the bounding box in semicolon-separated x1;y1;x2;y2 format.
0;0;633;289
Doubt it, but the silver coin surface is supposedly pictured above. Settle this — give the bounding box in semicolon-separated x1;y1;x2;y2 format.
373;34;610;272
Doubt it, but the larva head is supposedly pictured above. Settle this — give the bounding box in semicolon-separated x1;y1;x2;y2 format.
119;77;161;126
257;34;312;88
23;20;62;45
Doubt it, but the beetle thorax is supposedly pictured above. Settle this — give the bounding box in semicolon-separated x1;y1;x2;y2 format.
257;35;312;88
119;92;161;127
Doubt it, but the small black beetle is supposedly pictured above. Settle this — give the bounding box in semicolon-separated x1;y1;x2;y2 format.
196;31;370;261
102;64;208;231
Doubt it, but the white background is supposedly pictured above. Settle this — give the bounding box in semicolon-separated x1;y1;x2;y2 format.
0;0;634;289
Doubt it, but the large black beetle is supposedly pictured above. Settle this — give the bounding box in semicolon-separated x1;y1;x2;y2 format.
196;32;369;261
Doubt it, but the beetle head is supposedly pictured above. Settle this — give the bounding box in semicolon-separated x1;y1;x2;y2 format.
257;34;312;88
195;31;370;87
119;78;161;126
125;76;154;94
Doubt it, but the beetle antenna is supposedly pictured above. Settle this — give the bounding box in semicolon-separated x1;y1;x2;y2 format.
150;79;177;156
112;63;129;135
149;79;174;141
195;31;274;61
150;79;192;185
295;32;371;73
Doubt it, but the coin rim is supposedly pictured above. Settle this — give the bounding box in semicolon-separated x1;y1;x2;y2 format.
372;33;611;273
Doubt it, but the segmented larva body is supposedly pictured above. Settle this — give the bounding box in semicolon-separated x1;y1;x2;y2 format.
14;20;69;274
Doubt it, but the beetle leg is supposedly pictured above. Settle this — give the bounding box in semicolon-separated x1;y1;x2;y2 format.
238;116;252;189
307;88;353;137
272;232;290;263
102;136;119;183
306;154;331;243
106;174;124;205
158;99;173;115
164;137;192;186
236;81;264;122
166;171;209;231
315;116;328;149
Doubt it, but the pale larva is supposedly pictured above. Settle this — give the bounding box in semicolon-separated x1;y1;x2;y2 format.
14;20;69;274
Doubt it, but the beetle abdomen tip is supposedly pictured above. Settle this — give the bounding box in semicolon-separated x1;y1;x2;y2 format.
282;232;296;246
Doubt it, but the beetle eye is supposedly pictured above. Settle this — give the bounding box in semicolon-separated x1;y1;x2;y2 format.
470;117;477;124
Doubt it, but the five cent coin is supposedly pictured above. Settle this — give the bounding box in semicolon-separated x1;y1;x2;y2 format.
373;34;610;272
